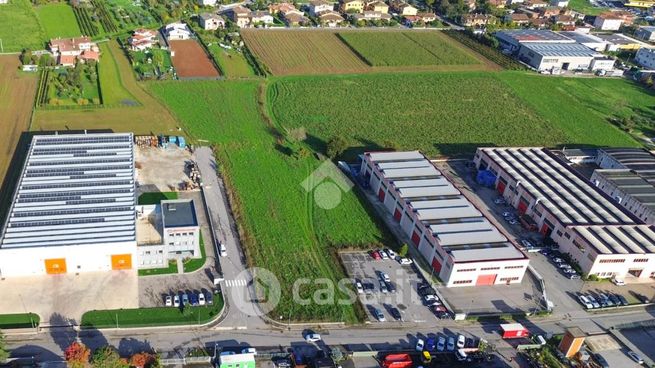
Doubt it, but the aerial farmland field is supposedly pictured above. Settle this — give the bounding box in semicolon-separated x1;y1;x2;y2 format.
269;71;641;158
0;0;46;52
169;40;220;79
241;30;369;75
148;80;393;322
36;3;82;39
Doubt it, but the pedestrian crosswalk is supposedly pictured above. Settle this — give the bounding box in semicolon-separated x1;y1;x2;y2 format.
223;279;247;287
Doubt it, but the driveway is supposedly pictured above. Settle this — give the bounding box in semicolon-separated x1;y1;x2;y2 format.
195;147;266;329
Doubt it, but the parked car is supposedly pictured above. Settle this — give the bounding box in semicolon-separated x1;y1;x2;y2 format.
586;295;600;309
502;211;513;217
304;333;321;342
426;338;436;352
398;257;413;265
386;281;396;293
436;311;452;320
198;292;206;306
627;351;643;364
635;293;650;304
494;198;506;205
390;307;402;321
437;336;446;352
369;250;382;260
190;293;199;306
611;278;625;286
568;274;581;280
173;295;180;307
385;248;397;259
374;308;386;322
608;294;620;306
520;239;533;248
447;337;455;351
378;271;391;283
182;293;189;305
616;294;629;306
553;257;564;263
592;353;610;368
219;242;227;257
418;285;436;297
355;280;364;294
206;292;213;305
578;294;593;309
457;334;465;349
379;250;389;260
379;280;388;293
599;293;614;307
558;263;572;269
415;338;425;351
165;295;172;307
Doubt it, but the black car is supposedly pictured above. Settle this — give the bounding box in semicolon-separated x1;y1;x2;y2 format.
608;294;621;306
436;311;452;320
417;285;436;297
386;281;396;293
390;307;402;321
592;353;609;368
616;294;629;306
636;294;650;304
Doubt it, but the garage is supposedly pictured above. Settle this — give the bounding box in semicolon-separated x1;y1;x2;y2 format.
111;254;133;270
518;198;529;215
378;188;386;201
476;274;497;286
497;179;507;195
411;231;420;246
393;208;402;222
431;258;442;274
45;258;67;275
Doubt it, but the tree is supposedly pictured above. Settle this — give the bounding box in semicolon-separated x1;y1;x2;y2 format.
0;330;9;363
64;341;91;368
382;139;399;152
92;347;129;368
398;243;409;257
20;49;32;65
326;135;348;158
129;352;157;368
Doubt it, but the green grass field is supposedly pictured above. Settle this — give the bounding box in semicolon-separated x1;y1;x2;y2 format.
149;80;392;322
269;72;643;158
0;0;46;52
81;295;223;328
568;0;607;15
209;46;255;78
138;260;177;276
338;31;482;66
138;191;178;205
36;3;82;39
98;42;139;106
0;313;40;329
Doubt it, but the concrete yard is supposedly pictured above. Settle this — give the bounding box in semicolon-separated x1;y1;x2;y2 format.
138;270;216;308
0;271;138;325
617;326;655;364
135;146;195;193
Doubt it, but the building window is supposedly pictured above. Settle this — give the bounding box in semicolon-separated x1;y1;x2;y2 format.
633;258;648;263
458;268;476;272
168;242;174;246
453;280;472;284
499;277;519;282
564;233;571;239
556;230;563;237
145;251;151;255
504;265;524;269
481;267;500;271
599;259;626;264
158;250;163;254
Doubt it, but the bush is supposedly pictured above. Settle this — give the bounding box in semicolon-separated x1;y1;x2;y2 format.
326;135;348;158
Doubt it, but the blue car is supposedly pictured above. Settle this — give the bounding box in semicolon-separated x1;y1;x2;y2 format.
426;338;436;352
189;293;199;306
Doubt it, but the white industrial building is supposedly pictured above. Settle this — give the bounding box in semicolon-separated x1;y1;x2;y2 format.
591;169;655;225
496;30;574;53
635;48;655;70
0;133;137;277
635;26;655;42
517;42;611;72
593;13;624;31
596;148;655;185
475;147;655;282
360;151;529;287
558;31;609;52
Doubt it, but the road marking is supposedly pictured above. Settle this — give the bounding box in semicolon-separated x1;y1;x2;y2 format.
223;279;247;287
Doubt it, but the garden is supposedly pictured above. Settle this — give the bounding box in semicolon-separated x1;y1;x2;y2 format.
129;48;174;80
191;23;256;78
40;62;102;107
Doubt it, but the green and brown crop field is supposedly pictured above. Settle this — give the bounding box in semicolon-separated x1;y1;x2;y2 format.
241;30;370;75
0;0;46;52
148;80;393;322
269;71;643;158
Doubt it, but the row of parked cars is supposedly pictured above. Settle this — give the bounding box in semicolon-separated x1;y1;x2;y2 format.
417;282;452;320
416;334;471;353
577;292;628;309
369;248;413;265
164;290;214;307
543;250;581;280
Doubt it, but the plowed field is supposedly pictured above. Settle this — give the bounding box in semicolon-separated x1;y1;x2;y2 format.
170;40;220;78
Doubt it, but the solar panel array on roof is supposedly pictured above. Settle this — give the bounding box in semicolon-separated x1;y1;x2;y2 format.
481;148;634;225
520;42;600;57
367;151;524;262
0;133;136;249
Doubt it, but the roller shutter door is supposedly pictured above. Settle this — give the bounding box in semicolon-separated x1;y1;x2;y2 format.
476;274;497;286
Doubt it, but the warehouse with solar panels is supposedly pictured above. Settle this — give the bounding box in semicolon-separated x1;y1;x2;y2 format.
360;151;529;287
0;133;137;277
475;147;655;282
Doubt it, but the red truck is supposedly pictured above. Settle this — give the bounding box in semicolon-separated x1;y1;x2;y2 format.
382;354;412;368
500;323;530;339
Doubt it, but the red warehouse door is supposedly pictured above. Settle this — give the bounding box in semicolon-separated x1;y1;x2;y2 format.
540;224;551;236
518;199;529;215
497;181;507;195
393;209;402;222
476;274;497;286
431;258;442;274
411;231;420;246
378;188;386;201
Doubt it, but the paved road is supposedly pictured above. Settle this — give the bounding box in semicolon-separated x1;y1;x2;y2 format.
195;147;266;329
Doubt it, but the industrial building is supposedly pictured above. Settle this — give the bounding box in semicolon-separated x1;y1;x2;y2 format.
496;30;574;53
591;170;655;225
596;148;655;184
516;42;611;72
360;151;529;287
635;26;655;42
0;133;137;277
475;147;655;282
558;31;608;52
635;48;655;70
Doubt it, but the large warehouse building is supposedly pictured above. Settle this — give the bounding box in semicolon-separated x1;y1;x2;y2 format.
0;133;137;277
475;147;655;282
360;151;529;287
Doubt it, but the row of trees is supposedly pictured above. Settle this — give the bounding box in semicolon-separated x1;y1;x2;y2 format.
20;49;57;67
65;342;159;368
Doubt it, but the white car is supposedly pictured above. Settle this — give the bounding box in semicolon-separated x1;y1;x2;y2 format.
611;278;625;286
385;249;397;259
241;348;257;355
398;257;413;265
627;351;643;364
447;337;455;351
355;281;364;294
457;334;465;349
219;243;227;257
173;295;180;307
379;272;391;283
198;292;206;306
578;295;593;309
415;338;425;352
165;295;172;307
436;336;446;352
304;333;321;342
380;250;389;260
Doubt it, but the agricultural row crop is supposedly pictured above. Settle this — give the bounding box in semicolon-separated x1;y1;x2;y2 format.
241;30;369;75
338;31;481;67
442;30;526;70
73;6;99;36
35;69;50;107
148;80;393;322
91;0;118;34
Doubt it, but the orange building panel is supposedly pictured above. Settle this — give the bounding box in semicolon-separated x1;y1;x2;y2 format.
44;258;67;274
111;254;132;270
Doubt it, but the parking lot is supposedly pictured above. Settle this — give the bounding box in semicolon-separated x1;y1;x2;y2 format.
340;251;438;323
138;267;216;308
618;326;655;364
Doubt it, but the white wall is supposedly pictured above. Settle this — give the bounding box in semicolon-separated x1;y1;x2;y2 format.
444;258;530;287
0;242;137;277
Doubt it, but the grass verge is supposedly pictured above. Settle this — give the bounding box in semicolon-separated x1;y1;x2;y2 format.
183;230;206;273
138;260;178;276
0;313;40;329
137;191;178;205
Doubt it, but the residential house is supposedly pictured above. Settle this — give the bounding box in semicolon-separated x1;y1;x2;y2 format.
268;2;297;14
635;48;655;69
250;10;275;25
529;17;548;28
366;0;389;12
229;6;252;27
49;37;100;66
635;26;655;42
552;14;575;26
309;0;334;15
318;10;345;26
488;0;506;7
199;13;225;30
550;0;569;6
505;13;530;25
464;0;477;10
163;22;192;40
539;6;561;17
127;28;158;51
391;2;417;15
517;8;539;18
462;13;494;27
197;0;217;6
593;12;624;30
340;0;365;13
354;10;391;20
609;10;635;25
283;9;310;25
403;12;436;25
524;0;548;8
